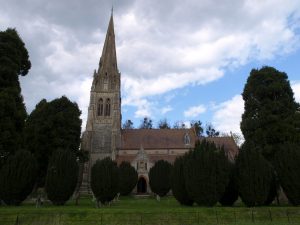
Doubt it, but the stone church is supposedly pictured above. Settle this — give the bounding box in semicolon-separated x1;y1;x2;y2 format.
80;13;238;194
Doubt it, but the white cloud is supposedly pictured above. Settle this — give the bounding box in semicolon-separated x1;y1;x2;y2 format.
212;95;244;135
184;104;207;118
292;81;300;103
161;106;173;114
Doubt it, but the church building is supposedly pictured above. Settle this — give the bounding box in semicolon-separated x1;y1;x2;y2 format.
80;13;238;194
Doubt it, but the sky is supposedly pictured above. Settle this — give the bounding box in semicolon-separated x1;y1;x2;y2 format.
1;0;300;136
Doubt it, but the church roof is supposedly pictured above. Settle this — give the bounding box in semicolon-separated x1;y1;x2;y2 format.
120;128;196;150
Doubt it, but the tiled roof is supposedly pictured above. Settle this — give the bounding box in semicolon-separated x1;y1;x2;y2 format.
120;128;196;150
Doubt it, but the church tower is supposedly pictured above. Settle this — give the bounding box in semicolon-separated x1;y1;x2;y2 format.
81;13;121;193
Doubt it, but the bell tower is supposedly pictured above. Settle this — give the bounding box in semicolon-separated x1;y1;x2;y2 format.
81;12;121;193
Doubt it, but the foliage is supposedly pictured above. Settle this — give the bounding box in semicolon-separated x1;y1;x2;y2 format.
139;117;153;129
149;160;172;197
91;157;119;205
235;142;275;207
171;154;193;206
24;96;81;186
45;149;78;205
184;140;230;206
0;28;31;164
205;123;220;137
173;121;186;129
122;119;134;129
0;150;37;205
274;143;300;206
118;161;138;196
158;119;171;129
190;120;204;137
241;66;299;160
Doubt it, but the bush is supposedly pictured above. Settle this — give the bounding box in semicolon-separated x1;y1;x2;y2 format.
45;149;78;205
235;142;274;207
184;140;231;206
274;143;300;205
0;150;37;205
149;160;172;197
118;161;138;195
171;154;193;206
91;157;119;205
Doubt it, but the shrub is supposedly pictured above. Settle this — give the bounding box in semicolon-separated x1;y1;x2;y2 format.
219;163;238;206
91;157;119;205
45;149;78;205
149;160;172;197
118;161;138;196
0;150;37;205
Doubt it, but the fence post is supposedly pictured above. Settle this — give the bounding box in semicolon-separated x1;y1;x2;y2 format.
286;210;290;224
101;213;103;225
251;209;255;223
215;210;219;225
15;215;19;225
234;210;237;225
269;209;272;222
198;211;199;225
140;213;143;225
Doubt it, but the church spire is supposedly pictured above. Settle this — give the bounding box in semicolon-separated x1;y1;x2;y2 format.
98;12;118;74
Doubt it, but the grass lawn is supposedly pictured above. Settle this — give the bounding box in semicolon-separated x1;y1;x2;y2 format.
0;196;299;225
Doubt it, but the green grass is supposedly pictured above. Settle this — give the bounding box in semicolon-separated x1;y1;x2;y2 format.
0;196;300;225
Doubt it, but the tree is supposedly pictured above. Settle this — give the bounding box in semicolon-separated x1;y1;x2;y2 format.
149;160;172;197
91;157;119;206
45;149;78;205
24;96;82;187
118;161;138;196
274;143;300;205
241;66;299;160
173;121;186;129
235;142;274;207
184;140;230;206
191;120;204;137
171;154;193;206
158;119;171;129
139;117;153;129
205;123;220;137
0;28;31;165
0;150;37;205
122;119;134;129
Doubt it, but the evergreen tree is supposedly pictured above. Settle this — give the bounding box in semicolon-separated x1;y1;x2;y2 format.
149;160;172;197
24;96;81;186
274;143;300;205
118;161;138;196
235;142;274;207
205;123;220;137
45;149;78;205
184;140;230;206
219;163;238;206
190;120;204;137
91;157;119;205
241;66;299;160
171;154;193;206
0;150;37;205
0;28;31;165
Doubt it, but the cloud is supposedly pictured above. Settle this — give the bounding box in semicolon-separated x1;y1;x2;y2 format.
212;95;244;134
184;104;207;118
161;106;173;115
292;81;300;103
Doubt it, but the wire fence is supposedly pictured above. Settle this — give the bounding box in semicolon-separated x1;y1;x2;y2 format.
1;209;300;225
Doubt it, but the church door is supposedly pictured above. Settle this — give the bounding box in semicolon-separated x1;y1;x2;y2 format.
137;177;147;194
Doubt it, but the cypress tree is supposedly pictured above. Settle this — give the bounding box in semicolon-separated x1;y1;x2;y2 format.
219;163;238;206
149;160;172;197
0;150;37;205
45;149;78;205
91;157;119;205
184;140;231;206
171;154;193;206
235;142;274;207
274;143;300;205
118;161;138;196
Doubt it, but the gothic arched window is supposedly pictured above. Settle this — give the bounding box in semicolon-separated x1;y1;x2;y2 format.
184;133;190;145
105;98;111;116
97;98;103;116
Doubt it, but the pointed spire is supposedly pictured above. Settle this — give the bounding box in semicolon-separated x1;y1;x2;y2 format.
98;12;118;74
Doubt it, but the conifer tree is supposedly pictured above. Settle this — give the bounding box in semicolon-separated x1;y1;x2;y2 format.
45;149;78;205
171;154;193;206
91;157;119;205
235;142;274;207
0;150;37;205
118;161;138;196
149;160;172;197
0;28;31;165
184;140;230;206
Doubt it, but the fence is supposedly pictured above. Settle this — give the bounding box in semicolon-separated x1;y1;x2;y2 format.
1;209;300;225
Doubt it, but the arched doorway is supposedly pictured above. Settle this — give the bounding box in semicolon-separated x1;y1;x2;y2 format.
137;177;147;194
